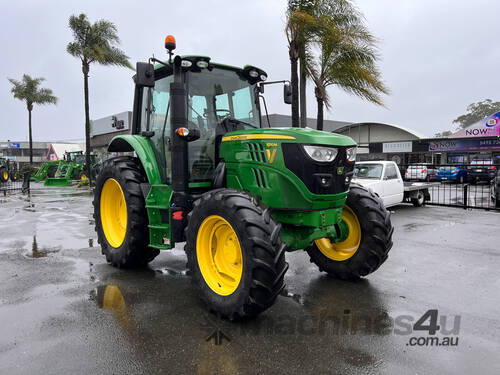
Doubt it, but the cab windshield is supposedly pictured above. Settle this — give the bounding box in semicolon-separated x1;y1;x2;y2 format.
354;164;383;179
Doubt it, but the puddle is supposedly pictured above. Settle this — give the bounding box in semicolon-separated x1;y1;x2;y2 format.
155;267;189;276
25;235;60;258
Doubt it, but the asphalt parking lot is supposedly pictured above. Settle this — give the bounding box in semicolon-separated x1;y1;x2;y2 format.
1;185;499;374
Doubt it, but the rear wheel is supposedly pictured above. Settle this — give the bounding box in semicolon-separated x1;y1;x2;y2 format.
185;189;288;320
411;191;425;207
93;156;159;268
0;167;8;182
47;167;57;178
9;171;19;182
78;171;88;181
306;183;393;280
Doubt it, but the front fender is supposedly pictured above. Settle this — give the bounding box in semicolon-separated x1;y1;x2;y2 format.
108;135;162;185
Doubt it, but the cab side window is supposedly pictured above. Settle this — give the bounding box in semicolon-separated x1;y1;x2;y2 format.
384;164;399;180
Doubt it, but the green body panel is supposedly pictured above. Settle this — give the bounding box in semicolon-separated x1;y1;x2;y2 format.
31;161;59;182
108;135;163;185
145;184;173;250
220;127;356;250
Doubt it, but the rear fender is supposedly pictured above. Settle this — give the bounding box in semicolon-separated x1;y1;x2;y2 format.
108;135;162;185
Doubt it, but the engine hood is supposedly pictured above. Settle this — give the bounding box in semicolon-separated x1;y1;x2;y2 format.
351;178;382;187
221;127;357;147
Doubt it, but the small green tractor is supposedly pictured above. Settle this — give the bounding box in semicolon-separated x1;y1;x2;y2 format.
93;37;393;319
0;157;20;183
44;151;99;186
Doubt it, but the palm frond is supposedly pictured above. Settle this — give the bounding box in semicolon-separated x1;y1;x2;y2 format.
8;74;57;107
66;13;131;69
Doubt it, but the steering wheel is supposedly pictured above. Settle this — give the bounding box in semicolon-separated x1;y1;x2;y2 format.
213;109;232;121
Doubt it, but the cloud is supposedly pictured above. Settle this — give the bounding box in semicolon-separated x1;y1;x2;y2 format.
1;0;499;141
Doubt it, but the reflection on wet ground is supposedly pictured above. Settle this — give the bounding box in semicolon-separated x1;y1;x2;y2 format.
1;187;500;374
0;184;95;254
27;235;60;258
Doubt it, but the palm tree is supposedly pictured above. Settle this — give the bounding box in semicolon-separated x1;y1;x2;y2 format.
8;75;57;165
67;13;132;183
286;1;317;127
305;2;389;130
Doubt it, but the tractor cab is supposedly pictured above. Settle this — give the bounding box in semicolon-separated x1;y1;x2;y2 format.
65;151;84;163
134;55;275;186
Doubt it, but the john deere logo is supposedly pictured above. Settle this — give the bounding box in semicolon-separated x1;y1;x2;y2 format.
337;167;344;175
266;149;277;163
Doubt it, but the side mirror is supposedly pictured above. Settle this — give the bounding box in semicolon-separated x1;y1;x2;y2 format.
284;82;292;105
134;62;155;88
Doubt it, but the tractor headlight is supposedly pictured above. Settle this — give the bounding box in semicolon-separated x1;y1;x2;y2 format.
346;147;357;163
303;145;338;163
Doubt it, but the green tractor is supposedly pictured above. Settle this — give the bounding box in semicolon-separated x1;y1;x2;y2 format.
0;157;20;182
44;151;98;186
93;37;393;319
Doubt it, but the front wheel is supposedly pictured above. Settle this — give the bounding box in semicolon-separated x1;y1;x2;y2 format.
0;167;8;183
93;156;159;268
185;189;288;320
306;183;393;280
78;170;88;181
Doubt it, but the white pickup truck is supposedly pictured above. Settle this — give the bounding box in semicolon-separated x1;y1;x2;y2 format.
352;161;432;207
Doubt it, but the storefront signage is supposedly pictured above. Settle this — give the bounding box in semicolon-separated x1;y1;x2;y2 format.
382;141;412;153
451;111;500;138
9;142;20;149
429;138;500;151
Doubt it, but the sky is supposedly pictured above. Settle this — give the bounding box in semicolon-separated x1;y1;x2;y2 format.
1;0;499;142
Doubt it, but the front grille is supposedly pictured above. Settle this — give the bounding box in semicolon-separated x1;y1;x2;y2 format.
282;143;353;194
252;168;268;188
247;142;266;162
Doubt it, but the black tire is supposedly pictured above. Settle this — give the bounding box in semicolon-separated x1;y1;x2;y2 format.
0;167;8;183
47;167;57;178
306;183;393;280
93;156;159;268
78;170;88;180
10;171;19;182
185;189;288;320
411;191;425;207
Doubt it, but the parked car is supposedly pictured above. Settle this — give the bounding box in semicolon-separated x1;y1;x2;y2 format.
404;163;438;181
354;161;431;207
435;165;468;183
467;159;497;183
491;168;500;208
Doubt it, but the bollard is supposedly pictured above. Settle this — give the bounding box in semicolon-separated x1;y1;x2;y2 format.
463;184;468;209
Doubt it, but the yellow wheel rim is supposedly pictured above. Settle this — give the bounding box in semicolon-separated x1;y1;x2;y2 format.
315;206;361;261
100;178;127;248
2;171;7;180
81;173;87;180
196;215;243;296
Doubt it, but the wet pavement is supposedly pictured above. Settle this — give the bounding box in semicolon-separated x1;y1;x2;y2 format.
1;185;500;374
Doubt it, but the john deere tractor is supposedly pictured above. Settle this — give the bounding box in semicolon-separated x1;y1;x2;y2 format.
45;151;99;186
0;157;19;182
93;37;393;319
